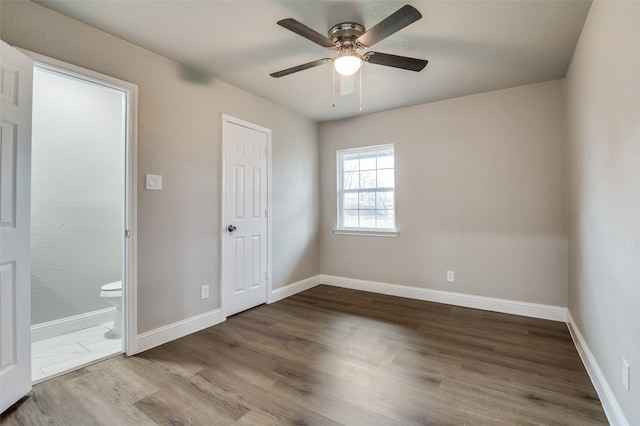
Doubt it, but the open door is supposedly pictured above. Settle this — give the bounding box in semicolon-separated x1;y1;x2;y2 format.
1;40;33;412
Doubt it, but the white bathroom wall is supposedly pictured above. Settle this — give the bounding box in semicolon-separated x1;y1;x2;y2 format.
31;67;125;325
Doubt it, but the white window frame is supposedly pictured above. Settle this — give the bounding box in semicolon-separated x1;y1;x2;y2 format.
334;144;398;237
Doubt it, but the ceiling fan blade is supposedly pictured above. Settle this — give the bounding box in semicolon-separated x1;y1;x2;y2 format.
277;19;337;48
364;52;428;72
356;5;422;48
270;58;332;78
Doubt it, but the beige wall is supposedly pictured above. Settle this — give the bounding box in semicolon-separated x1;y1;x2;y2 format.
1;0;320;333
565;1;640;423
319;80;567;306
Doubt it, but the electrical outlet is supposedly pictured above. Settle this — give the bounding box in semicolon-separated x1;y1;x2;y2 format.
622;359;630;392
446;270;455;282
200;285;210;300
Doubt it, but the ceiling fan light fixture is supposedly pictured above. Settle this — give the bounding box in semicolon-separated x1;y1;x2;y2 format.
334;50;363;76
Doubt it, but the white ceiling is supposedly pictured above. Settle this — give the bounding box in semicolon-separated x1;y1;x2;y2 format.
35;0;592;122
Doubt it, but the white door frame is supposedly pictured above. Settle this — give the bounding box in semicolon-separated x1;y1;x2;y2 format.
220;114;272;317
23;50;139;355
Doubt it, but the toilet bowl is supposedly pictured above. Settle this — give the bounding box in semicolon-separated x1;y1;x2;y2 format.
100;280;122;336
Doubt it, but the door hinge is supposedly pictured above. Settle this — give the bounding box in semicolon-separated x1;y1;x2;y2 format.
265;271;268;281
265;209;269;218
125;229;131;238
264;146;268;156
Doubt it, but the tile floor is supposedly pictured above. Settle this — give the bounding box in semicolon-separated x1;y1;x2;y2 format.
32;322;122;383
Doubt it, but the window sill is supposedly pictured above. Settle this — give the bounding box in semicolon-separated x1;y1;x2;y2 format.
332;229;399;238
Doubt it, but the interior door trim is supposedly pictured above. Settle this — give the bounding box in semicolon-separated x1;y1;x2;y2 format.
22;49;139;355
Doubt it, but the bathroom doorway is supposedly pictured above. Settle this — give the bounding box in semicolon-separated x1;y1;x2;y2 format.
28;55;137;383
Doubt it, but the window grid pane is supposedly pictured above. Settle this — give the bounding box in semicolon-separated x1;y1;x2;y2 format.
344;171;359;190
339;145;395;230
360;170;376;188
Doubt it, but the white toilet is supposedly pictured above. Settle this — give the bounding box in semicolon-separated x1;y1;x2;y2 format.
100;280;122;336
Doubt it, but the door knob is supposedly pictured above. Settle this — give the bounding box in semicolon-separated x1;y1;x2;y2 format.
227;225;237;232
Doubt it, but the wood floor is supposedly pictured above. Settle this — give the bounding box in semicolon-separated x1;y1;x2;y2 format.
2;285;607;425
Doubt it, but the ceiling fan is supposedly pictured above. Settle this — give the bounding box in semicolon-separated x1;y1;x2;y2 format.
270;4;428;78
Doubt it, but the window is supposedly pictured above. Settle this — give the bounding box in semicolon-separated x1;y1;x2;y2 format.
336;144;396;236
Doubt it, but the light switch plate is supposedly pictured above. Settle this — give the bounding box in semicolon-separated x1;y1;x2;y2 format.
146;174;162;191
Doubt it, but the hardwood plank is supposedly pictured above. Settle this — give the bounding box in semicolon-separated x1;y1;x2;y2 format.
1;285;607;425
133;372;250;426
192;367;342;426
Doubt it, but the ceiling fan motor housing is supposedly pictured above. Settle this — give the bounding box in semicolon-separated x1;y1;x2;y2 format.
328;22;365;50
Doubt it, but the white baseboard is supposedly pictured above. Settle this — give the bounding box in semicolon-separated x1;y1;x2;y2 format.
269;275;321;303
135;274;322;355
320;275;567;322
135;274;320;355
567;311;629;426
31;307;117;342
135;309;225;354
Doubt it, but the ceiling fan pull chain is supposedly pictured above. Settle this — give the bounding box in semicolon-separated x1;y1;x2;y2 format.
359;67;363;112
332;65;336;108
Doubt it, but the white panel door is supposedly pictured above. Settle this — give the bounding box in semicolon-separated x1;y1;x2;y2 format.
222;116;269;317
0;40;33;413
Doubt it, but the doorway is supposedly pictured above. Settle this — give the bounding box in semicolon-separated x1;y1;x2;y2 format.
221;115;272;317
28;56;137;382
